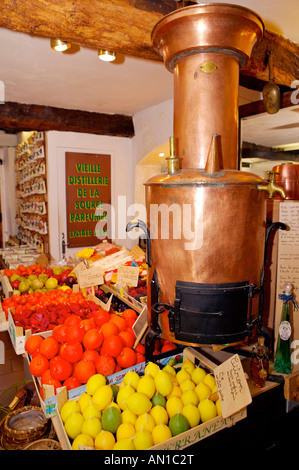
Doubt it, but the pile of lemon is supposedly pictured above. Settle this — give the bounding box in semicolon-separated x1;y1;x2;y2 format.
60;359;221;450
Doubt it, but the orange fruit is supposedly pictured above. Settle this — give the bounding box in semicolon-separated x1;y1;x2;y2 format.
52;324;68;343
93;309;110;328
63;375;82;391
40;372;61;392
109;314;126;331
83;328;104;350
122;309;137;323
29;354;49;377
161;342;177;353
101;335;123;358
95;355;116;377
116;347;136;369
136;353;145;364
118;330;135;349
50;356;73;382
65;324;86;344
64;315;81;327
135;343;145;355
39;337;59;359
100;321;119;338
60;341;83;363
80;318;96;332
74;359;96;384
82;349;100;363
25;335;44;356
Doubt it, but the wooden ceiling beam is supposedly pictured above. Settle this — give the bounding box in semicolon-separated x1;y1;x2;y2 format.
0;102;135;137
0;0;299;89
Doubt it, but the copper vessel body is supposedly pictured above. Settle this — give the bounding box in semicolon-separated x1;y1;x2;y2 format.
145;171;267;343
273;163;299;200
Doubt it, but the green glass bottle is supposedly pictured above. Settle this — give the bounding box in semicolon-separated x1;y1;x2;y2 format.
274;282;293;374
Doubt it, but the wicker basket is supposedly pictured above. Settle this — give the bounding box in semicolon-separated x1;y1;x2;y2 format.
1;406;51;450
24;439;62;450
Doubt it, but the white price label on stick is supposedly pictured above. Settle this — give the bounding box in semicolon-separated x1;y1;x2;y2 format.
214;354;252;418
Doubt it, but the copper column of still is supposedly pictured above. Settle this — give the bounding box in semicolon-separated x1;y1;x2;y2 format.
142;4;286;347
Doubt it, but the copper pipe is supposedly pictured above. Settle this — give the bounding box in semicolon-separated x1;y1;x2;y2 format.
152;3;264;170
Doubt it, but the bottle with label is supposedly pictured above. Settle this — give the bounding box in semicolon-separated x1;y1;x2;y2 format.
250;336;270;387
274;282;293;375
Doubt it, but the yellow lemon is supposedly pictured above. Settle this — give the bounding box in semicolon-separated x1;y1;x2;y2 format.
123;371;140;390
180;379;195;392
116;422;136;441
121;408;137;426
216;398;222;416
181;359;195;375
81;416;102;438
163;364;176;377
92;385;113;411
182;403;200;428
152;424;172;445
212;384;218;394
86;373;106;395
113;438;135;450
154;370;173;396
166;396;183;418
72;433;94;450
137;375;156;399
78;392;92;413
116;385;135;410
150;405;169;425
94;430;115;450
60;400;81;423
127;392;152;415
64;412;84;440
167;384;182;399
134;430;153;450
82;404;101;420
203;373;216;391
135;412;155;432
191;367;207;385
176;368;191;385
198;399;217;423
195;382;211;401
144;361;160;378
181;388;199;406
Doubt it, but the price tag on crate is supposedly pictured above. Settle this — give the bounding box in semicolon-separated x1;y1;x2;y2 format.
214;354;252;419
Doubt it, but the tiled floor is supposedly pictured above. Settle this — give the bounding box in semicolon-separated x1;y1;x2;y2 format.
0;331;26;399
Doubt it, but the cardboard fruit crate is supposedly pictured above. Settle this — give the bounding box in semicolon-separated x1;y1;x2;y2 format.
50;347;249;451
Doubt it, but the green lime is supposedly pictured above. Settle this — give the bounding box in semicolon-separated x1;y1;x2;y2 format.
151;392;166;408
101;406;122;434
169;413;190;436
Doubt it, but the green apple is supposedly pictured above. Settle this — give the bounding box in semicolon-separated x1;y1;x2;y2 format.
52;267;63;275
19;281;30;292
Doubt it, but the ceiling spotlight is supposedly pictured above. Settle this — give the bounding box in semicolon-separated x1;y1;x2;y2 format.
98;49;116;62
50;39;71;52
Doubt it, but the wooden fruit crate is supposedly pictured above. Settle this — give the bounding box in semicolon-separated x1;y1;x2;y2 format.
50;347;248;451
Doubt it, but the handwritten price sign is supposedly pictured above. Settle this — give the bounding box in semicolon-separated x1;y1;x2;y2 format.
214;354;252;418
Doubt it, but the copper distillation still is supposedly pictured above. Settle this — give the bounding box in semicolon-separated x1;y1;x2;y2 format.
127;3;287;359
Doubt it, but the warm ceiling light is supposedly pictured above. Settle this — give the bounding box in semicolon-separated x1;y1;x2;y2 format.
50;39;71;52
98;49;116;62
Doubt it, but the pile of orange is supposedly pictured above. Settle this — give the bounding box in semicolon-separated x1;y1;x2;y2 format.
25;308;146;397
